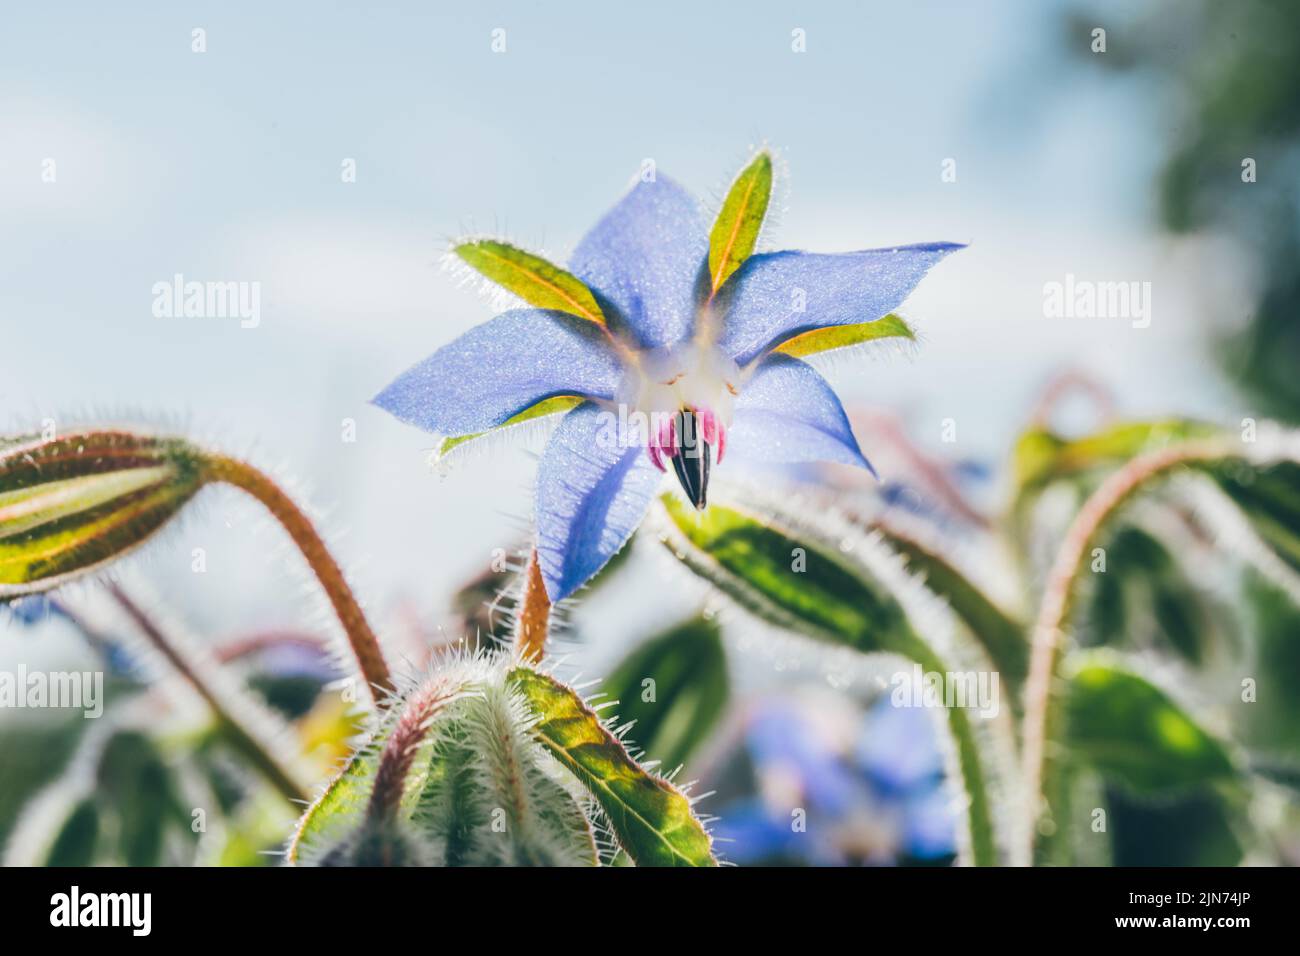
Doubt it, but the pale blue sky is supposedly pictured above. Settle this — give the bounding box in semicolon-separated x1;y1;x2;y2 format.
1;1;1242;645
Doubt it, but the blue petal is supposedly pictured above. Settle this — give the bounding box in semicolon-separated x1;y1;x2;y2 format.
534;402;663;601
372;309;624;436
569;175;707;351
727;354;874;472
717;243;964;365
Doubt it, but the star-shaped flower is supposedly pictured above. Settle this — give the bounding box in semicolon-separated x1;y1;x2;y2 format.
374;154;962;602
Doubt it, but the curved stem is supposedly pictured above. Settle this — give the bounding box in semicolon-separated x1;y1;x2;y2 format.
108;584;311;805
199;454;393;703
1018;440;1232;864
515;548;551;663
367;673;460;821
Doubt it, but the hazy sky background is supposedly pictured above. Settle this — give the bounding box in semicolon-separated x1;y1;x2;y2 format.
0;1;1247;661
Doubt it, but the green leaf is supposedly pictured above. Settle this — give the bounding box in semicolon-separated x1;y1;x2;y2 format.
1238;572;1300;754
96;730;195;866
1206;459;1300;575
1085;524;1223;665
287;743;377;864
292;664;600;867
654;493;1005;865
288;672;463;863
0;711;91;849
1035;766;1112;867
1011;418;1220;505
45;799;100;867
507;667;716;867
1065;653;1237;793
454;240;606;327
24;729;200;866
206;793;297;868
601;616;728;772
709;151;773;293
0;430;204;597
657;494;914;651
772;313;915;359
1007;418;1225;566
1106;785;1242;866
419;681;599;867
436;395;583;461
872;523;1028;687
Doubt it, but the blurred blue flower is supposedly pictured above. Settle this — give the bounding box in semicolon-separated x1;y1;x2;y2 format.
3;594;64;626
375;170;962;601
855;695;945;794
712;695;956;865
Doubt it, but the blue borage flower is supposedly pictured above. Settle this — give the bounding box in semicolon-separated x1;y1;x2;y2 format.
374;154;963;601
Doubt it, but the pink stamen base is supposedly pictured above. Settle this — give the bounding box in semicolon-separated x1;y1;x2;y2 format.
645;408;727;469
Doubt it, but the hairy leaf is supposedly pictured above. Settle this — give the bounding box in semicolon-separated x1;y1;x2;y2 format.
437;395;584;460
654;493;1004;866
708;151;773;293
417;683;598;866
454;240;606;326
507;667;716;867
658;494;914;651
873;523;1027;687
287;746;377;864
291;670;468;864
773;313;915;359
293;661;601;867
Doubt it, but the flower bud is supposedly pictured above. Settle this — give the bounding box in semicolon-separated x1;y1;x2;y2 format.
0;429;205;597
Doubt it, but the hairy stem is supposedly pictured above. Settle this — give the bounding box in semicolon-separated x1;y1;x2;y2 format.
367;674;460;821
515;548;550;663
199;453;393;703
108;584;311;806
1018;440;1232;864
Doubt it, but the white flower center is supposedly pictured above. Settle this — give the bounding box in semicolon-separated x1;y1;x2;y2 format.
618;342;739;426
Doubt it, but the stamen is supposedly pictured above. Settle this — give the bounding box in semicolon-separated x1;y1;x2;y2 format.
696;408;726;465
660;415;679;459
646;414;678;471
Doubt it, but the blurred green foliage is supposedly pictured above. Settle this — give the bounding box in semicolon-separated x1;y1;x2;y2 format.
1072;0;1300;419
600;615;728;774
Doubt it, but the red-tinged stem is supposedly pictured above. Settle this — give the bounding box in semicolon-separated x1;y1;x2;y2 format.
1018;440;1233;865
367;674;461;821
515;548;551;663
107;584;311;806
